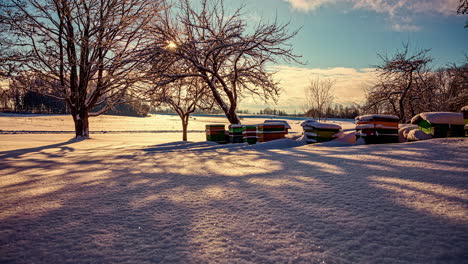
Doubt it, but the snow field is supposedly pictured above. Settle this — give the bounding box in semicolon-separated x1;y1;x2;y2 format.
0;114;467;263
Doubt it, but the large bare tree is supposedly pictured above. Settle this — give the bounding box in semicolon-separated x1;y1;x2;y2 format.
365;43;432;123
146;0;300;124
0;0;161;137
303;76;335;121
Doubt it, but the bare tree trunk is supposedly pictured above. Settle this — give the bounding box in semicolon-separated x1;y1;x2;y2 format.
206;80;241;124
409;98;417;118
181;115;189;141
398;96;406;123
72;111;89;137
226;106;241;125
399;75;413;123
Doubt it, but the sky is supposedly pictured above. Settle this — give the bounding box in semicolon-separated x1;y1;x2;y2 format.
235;0;468;114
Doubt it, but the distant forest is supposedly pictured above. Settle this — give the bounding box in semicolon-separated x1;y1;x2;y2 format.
0;90;150;117
2;87;360;119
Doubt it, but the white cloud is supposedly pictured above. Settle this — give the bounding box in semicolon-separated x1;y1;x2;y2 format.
284;0;458;14
351;0;406;16
239;65;378;114
407;0;460;15
282;0;459;31
283;0;338;12
391;23;421;32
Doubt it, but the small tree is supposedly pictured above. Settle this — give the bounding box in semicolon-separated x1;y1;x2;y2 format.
303;76;335;121
150;76;214;141
0;0;161;137
146;0;300;125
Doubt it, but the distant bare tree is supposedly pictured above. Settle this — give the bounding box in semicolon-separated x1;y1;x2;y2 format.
435;60;468;111
365;43;432;122
0;0;161;137
303;76;335;121
149;75;214;141
0;84;10;111
146;0;301;124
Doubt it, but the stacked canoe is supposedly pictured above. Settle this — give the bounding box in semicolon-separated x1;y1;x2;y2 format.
257;123;287;142
410;112;465;138
301;120;341;144
355;115;400;144
462;106;468;136
228;124;244;143
242;125;257;144
264;120;291;134
205;124;226;143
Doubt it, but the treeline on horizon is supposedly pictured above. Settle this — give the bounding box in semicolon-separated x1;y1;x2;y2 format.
0;90;361;119
151;104;360;119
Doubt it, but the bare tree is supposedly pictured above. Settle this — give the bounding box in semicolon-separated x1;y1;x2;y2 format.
0;83;10;111
458;0;468;27
303;76;335;121
365;43;432;122
434;60;468;111
460;0;468;12
146;0;300;124
0;0;161;137
150;75;214;141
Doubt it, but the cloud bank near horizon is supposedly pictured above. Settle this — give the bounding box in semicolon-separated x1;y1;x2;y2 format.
239;65;378;114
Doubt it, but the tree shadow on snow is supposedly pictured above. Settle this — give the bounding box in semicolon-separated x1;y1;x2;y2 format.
0;136;84;159
0;137;467;263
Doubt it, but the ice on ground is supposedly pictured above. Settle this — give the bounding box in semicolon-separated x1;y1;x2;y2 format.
411;112;464;125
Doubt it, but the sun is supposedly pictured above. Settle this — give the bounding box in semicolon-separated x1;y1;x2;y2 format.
166;41;177;50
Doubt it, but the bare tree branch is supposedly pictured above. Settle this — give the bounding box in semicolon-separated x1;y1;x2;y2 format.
144;0;301;124
0;0;162;137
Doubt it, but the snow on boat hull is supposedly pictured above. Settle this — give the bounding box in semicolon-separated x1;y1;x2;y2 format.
355;115;399;144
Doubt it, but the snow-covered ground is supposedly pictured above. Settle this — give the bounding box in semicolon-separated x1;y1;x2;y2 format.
0;114;467;263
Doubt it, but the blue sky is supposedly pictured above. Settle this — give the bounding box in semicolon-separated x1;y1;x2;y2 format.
233;0;468;113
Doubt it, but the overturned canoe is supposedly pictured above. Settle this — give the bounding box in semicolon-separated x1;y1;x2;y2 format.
301;120;341;144
242;125;257;144
206;124;226;143
264;120;291;134
355;114;399;144
410;112;464;138
257;123;286;142
228;124;244;143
